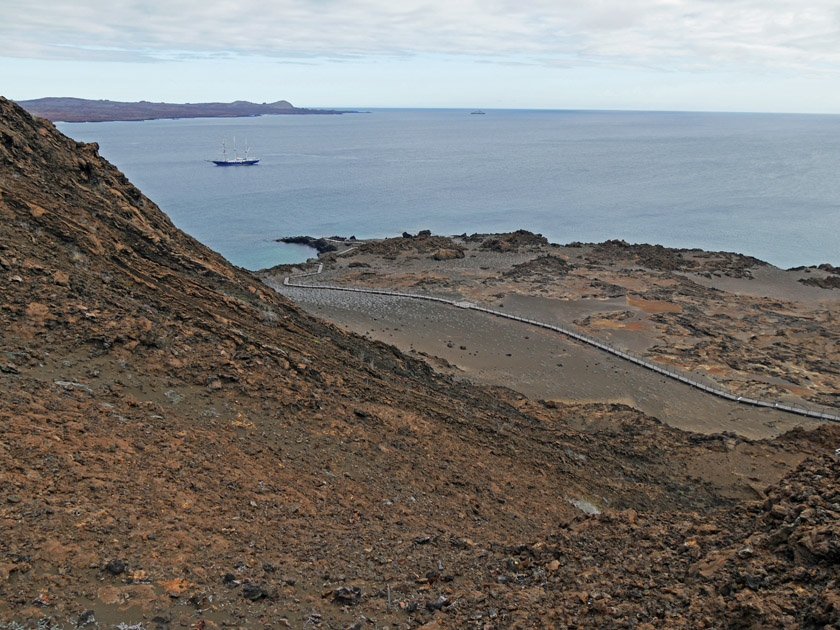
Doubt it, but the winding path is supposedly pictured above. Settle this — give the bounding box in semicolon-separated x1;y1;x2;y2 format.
282;263;840;424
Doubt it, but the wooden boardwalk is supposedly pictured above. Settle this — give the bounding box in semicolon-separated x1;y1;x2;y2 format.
282;265;840;424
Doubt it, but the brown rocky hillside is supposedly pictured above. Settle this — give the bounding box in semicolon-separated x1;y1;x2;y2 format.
1;96;839;629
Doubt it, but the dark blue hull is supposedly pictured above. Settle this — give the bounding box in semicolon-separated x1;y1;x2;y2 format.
212;159;260;166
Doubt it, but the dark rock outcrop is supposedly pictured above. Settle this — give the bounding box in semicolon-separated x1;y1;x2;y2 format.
480;229;549;252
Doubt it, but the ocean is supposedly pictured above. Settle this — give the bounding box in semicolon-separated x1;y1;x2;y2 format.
57;109;840;271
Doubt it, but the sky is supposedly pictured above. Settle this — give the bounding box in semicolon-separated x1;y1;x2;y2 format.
3;0;840;113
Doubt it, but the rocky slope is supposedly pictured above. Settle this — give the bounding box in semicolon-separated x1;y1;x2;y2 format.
1;97;839;629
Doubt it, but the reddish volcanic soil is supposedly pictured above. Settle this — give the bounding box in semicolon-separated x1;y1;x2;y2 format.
2;97;840;629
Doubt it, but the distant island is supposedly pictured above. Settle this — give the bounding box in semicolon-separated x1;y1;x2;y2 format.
15;97;359;122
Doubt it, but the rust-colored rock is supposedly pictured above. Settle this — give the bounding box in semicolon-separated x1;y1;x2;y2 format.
2;96;840;629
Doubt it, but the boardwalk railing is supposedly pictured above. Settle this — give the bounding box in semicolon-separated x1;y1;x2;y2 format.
280;266;840;423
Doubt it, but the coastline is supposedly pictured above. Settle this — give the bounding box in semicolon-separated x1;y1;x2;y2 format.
262;231;840;439
54;108;840;272
16;97;361;123
6;95;840;629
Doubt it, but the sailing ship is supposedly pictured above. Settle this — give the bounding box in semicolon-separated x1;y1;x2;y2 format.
210;137;260;166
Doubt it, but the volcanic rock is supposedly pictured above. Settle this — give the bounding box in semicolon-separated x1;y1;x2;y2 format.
2;95;840;629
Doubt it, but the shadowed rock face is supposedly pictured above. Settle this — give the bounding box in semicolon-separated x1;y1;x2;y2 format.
1;96;840;629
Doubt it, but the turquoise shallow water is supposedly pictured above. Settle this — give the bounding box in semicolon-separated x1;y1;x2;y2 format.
59;109;840;270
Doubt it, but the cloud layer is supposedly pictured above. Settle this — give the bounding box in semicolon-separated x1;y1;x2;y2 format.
4;0;840;72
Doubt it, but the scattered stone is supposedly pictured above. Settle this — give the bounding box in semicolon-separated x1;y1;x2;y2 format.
242;582;269;601
307;612;324;625
104;559;126;575
222;573;238;585
76;609;96;627
426;595;450;611
161;578;193;598
331;586;362;605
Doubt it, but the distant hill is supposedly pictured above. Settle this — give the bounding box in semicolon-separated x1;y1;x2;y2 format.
15;96;356;122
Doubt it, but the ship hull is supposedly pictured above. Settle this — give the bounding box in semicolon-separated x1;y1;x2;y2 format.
211;159;260;166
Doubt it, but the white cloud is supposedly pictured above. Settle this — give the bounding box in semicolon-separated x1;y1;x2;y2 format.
2;0;840;73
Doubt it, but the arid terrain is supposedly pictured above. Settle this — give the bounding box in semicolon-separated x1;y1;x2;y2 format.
2;96;840;629
263;232;840;439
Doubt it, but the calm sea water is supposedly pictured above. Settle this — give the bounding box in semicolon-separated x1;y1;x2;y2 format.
58;109;840;270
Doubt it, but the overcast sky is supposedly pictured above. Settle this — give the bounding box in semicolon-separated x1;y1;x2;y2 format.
4;0;840;112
